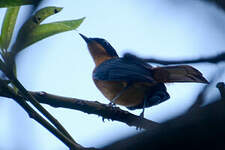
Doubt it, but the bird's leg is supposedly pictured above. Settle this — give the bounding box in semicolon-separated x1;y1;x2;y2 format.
102;85;131;122
109;84;131;106
136;98;147;130
140;99;146;118
136;89;170;127
103;84;131;122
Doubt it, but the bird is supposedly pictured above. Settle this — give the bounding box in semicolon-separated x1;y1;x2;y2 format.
79;33;209;117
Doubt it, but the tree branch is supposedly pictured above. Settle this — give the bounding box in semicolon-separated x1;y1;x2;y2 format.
203;0;225;11
0;58;77;146
124;52;225;65
217;82;225;100
29;91;159;129
0;80;92;150
2;90;159;130
102;99;225;150
187;85;207;113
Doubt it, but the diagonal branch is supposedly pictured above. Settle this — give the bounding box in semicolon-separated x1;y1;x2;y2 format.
0;59;76;144
0;59;85;150
11;77;76;142
124;52;225;65
102;99;225;150
203;0;225;11
217;82;225;100
0;81;91;150
187;84;208;112
187;70;223;113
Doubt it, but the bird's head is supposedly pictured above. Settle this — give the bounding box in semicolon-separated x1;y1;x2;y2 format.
79;33;118;66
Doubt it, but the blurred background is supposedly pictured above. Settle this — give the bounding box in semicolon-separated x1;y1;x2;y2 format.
0;0;225;150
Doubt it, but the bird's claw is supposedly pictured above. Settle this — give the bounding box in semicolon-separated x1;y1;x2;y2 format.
108;102;116;107
102;117;105;122
139;111;144;118
101;102;116;122
135;112;145;130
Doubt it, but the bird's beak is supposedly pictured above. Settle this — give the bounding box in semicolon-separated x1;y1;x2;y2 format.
79;33;91;43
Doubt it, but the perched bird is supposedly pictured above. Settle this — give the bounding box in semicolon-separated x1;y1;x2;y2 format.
79;34;208;117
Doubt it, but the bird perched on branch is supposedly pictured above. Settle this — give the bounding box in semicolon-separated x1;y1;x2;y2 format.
79;34;208;117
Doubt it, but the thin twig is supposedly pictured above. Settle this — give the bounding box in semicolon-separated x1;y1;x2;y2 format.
203;0;225;11
0;59;77;147
187;85;208;112
124;52;225;65
0;81;89;150
187;70;222;112
12;77;76;141
1;5;78;144
216;82;225;100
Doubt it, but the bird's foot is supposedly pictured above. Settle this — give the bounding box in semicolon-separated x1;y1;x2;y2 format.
102;117;106;122
102;102;116;122
139;111;144;119
135;111;145;130
108;102;116;107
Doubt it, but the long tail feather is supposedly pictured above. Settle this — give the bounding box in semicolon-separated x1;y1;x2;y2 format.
152;65;209;84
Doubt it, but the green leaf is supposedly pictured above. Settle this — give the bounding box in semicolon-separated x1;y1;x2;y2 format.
20;17;85;50
0;0;37;8
18;7;63;34
0;36;2;50
33;6;63;24
1;7;20;50
11;6;63;53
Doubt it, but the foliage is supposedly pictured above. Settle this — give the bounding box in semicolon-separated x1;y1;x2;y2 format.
0;2;85;149
0;4;84;78
0;0;40;8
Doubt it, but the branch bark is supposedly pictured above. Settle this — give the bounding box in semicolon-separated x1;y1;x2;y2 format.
0;59;78;148
29;91;159;129
2;90;159;130
217;82;225;100
124;52;225;65
103;99;225;150
0;80;90;150
203;0;225;11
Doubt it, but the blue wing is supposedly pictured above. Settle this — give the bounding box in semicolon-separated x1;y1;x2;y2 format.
93;56;155;83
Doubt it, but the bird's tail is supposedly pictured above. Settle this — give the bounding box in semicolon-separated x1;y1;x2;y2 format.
152;65;209;84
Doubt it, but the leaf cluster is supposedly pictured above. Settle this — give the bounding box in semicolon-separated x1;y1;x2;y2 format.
0;1;84;80
0;1;86;150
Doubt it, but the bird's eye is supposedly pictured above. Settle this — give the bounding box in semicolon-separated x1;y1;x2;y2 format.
102;40;109;46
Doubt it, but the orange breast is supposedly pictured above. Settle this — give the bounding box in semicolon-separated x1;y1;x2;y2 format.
94;80;154;107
